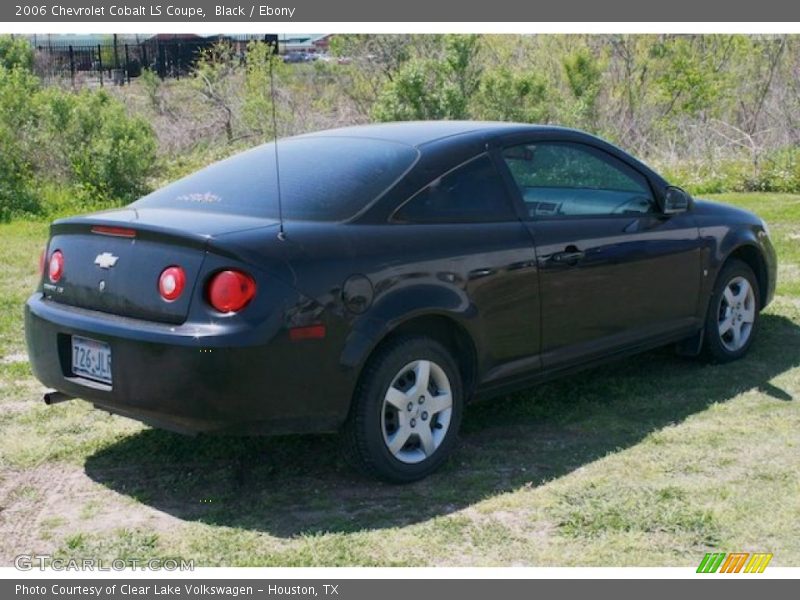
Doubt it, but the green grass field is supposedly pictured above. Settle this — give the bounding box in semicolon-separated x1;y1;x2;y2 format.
1;193;798;567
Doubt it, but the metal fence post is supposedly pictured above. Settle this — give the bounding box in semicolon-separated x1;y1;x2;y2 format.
158;43;166;78
97;44;103;86
68;45;75;86
124;44;131;84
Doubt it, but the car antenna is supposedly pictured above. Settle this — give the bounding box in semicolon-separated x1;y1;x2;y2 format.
270;35;286;241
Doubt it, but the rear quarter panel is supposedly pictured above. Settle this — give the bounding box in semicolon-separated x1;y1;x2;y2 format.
219;220;541;410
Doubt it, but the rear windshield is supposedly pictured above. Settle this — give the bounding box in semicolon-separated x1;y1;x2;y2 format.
132;137;419;221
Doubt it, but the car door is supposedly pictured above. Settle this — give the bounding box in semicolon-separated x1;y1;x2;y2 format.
390;153;542;377
498;140;702;368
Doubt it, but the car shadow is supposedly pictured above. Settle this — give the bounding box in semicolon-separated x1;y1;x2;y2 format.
84;314;799;537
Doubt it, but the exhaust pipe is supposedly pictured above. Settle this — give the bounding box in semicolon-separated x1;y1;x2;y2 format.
43;390;74;405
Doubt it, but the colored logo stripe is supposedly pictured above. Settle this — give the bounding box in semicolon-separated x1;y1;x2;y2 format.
697;553;726;573
697;552;773;573
719;553;749;573
744;553;773;573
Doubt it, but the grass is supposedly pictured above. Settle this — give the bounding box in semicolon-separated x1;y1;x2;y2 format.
0;193;799;566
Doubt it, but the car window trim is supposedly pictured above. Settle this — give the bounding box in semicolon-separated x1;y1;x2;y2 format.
494;139;660;221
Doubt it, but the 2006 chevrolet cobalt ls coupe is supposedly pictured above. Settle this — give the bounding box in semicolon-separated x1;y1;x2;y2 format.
25;121;777;482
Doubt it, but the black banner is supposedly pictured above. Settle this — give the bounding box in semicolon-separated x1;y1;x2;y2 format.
4;580;799;600
2;0;800;22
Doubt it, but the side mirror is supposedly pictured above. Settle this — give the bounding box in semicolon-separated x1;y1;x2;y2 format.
661;186;691;215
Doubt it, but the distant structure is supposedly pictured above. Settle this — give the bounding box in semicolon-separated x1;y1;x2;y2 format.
19;33;293;85
280;34;334;54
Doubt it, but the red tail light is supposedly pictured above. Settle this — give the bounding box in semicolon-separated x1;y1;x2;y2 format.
48;250;64;283
207;270;256;313
158;266;186;302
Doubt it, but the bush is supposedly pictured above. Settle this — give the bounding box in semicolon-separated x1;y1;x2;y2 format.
657;159;753;195
39;88;157;204
139;68;164;112
473;67;550;123
0;123;37;221
659;147;800;196
0;36;33;71
751;148;800;193
0;64;40;220
372;35;481;122
0;41;157;221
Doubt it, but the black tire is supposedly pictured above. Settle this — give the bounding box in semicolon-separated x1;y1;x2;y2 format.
341;335;463;483
702;259;760;363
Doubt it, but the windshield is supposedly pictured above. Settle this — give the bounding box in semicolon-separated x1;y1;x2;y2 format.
132;136;419;221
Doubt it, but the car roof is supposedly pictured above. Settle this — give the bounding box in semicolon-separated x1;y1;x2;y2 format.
294;121;572;148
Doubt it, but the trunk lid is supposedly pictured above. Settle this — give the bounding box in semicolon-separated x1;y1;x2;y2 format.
44;208;278;324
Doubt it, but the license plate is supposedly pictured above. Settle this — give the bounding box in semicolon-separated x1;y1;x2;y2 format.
71;336;112;385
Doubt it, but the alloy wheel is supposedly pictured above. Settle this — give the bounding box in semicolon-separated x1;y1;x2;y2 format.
381;359;453;464
717;275;756;352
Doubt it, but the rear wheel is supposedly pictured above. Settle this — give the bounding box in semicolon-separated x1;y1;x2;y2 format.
702;259;760;363
341;336;463;483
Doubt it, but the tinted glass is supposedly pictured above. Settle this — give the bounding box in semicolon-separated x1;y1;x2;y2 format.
132;137;418;221
394;155;515;223
502;143;654;217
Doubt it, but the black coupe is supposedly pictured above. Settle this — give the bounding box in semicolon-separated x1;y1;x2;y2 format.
25;121;777;482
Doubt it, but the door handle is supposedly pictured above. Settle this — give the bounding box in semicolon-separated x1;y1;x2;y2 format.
551;247;585;265
468;268;494;279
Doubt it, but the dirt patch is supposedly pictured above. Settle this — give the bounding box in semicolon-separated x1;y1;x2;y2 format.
0;464;185;565
0;401;38;415
463;505;552;532
0;385;50;413
0;352;28;365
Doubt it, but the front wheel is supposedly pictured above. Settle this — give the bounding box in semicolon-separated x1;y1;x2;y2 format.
702;259;760;363
341;336;463;483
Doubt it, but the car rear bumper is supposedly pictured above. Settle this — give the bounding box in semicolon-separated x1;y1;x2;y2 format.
24;293;349;435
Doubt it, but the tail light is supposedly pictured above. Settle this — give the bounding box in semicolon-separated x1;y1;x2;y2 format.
48;250;64;283
158;266;186;302
207;270;256;313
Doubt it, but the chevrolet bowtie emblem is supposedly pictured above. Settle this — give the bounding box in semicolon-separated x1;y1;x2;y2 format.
94;252;119;269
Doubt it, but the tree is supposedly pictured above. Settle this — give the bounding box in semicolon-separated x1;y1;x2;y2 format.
0;35;34;71
372;35;482;121
192;42;242;143
652;36;733;119
329;34;414;117
242;40;287;140
563;47;602;126
473;67;550;123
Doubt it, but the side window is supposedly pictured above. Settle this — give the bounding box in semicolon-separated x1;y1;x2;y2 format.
501;142;654;218
394;155;516;223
